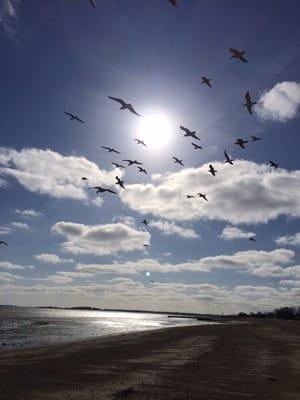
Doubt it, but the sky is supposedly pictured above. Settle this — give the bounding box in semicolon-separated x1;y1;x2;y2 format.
1;0;300;314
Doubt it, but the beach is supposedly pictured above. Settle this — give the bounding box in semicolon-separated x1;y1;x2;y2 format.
1;319;300;399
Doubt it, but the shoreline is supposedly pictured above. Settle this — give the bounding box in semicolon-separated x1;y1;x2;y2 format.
1;320;300;399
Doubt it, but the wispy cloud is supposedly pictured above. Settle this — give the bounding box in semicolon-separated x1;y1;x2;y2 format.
0;0;20;39
149;220;199;239
275;232;300;247
15;209;42;218
220;225;255;241
256;81;300;122
0;261;34;271
34;253;74;265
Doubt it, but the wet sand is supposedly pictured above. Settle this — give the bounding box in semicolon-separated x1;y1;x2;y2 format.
1;319;300;399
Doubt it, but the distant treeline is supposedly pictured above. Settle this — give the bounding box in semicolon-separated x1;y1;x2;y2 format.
239;307;300;320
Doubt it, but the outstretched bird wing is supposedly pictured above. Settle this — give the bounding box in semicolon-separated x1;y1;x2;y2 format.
180;125;190;134
128;105;141;116
108;96;127;106
0;241;8;246
64;112;74;118
89;0;96;8
102;146;111;151
106;189;117;194
75;116;84;123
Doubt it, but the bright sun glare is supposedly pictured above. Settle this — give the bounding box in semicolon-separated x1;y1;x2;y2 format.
138;114;172;149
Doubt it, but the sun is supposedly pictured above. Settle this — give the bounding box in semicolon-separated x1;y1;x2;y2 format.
137;114;172;149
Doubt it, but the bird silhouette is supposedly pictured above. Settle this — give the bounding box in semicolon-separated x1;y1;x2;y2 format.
134;139;147;146
102;146;120;154
186;195;195;199
112;162;125;169
180;126;200;141
249;237;256;242
198;193;208;201
224;150;234;165
201;76;212;87
142;219;148;226
115;176;125;189
172;157;184;166
108;96;140;116
81;177;88;181
143;244;150;248
229;48;248;63
208;164;217;176
250;136;262;142
89;0;96;8
138;166;147;174
169;0;177;6
192;143;203;150
244;91;257;115
89;186;117;195
123;159;143;166
235;138;248;149
268;160;279;169
0;241;8;246
64;112;84;123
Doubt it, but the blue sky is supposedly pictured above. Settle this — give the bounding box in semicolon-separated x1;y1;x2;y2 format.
1;0;300;313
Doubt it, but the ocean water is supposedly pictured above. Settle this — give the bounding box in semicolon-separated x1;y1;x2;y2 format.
0;306;207;351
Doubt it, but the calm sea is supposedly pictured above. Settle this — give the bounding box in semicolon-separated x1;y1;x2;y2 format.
0;306;207;351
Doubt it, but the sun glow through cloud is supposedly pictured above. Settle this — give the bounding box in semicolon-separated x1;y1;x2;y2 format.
138;114;172;149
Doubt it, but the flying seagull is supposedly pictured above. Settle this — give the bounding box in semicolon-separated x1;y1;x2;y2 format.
142;219;148;226
112;162;125;169
123;159;143;166
0;241;8;246
250;136;262;142
201;76;212;87
108;96;141;116
81;177;88;181
186;195;195;199
268;160;279;169
64;112;84;123
244;91;257;115
172;157;184;166
169;0;177;6
89;186;117;195
192;142;203;150
180;126;200;141
229;48;248;63
235;138;248;149
208;164;217;176
249;237;256;242
134;139;147;147
224;150;234;165
198;193;208;201
138;166;147;174
115;176;125;189
102;146;120;154
143;244;150;248
89;0;96;8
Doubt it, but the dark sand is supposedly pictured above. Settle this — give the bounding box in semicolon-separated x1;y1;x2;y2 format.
1;319;300;399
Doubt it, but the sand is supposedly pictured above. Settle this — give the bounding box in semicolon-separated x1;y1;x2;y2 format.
1;319;300;399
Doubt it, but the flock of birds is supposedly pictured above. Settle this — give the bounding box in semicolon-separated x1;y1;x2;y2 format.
1;0;282;251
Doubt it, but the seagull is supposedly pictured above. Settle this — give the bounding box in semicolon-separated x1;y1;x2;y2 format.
201;76;212;87
235;138;248;149
186;195;195;199
115;176;125;189
224;150;234;165
198;193;208;201
249;237;256;242
229;48;248;63
64;112;84;123
143;244;150;248
112;162;125;169
123;159;143;166
142;219;148;226
192;143;203;150
250;136;262;142
172;157;184;166
89;0;96;8
169;0;177;6
150;280;155;283
81;177;88;181
180;126;200;141
0;241;8;246
102;146;120;154
208;164;217;176
138;166;147;174
108;96;141;116
134;139;147;147
244;91;257;115
89;186;117;195
268;160;279;169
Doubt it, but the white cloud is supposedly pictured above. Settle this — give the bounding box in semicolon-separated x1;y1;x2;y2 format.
220;225;255;240
15;209;42;218
0;261;34;271
256;81;300;121
52;221;151;256
0;272;24;282
149;220;199;239
252;264;300;278
0;226;12;235
0;0;20;38
119;161;300;224
34;253;74;265
35;271;94;285
0;147;121;202
11;222;30;230
275;233;300;247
